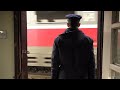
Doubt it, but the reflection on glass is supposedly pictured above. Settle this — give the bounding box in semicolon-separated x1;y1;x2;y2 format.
113;30;120;66
116;11;120;65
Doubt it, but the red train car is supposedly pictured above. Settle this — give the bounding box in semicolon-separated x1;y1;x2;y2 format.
27;25;97;47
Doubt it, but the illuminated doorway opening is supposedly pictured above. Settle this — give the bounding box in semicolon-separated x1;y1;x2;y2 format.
26;11;98;79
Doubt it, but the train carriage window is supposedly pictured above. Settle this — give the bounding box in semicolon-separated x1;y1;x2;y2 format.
36;11;97;25
36;11;74;23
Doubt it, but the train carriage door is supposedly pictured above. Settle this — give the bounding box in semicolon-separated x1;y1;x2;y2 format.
14;11;28;79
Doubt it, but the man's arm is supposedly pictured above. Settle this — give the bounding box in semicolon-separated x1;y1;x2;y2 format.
88;40;95;79
51;38;60;79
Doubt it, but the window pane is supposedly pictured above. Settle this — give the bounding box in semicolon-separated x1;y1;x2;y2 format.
111;70;120;79
116;30;120;64
35;11;97;24
112;30;120;66
112;11;120;65
36;11;74;23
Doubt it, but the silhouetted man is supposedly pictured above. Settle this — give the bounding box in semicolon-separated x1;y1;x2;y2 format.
51;14;95;79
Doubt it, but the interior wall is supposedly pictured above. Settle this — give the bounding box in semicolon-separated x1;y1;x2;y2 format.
0;11;14;79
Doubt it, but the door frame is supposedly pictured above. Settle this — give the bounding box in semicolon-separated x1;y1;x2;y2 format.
96;11;104;79
14;11;28;79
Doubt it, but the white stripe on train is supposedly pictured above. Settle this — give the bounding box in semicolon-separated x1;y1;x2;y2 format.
27;24;97;29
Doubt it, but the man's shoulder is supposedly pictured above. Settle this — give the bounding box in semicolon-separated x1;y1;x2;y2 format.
85;35;93;42
54;36;60;42
83;35;93;44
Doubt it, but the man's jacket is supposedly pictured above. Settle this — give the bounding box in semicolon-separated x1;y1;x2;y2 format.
51;28;95;79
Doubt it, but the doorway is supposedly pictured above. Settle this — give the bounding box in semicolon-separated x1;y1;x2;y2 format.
14;11;103;79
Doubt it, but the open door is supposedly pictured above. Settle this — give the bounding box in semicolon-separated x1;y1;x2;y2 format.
14;11;28;79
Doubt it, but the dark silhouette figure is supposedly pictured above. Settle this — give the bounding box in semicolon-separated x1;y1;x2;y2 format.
51;14;95;79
